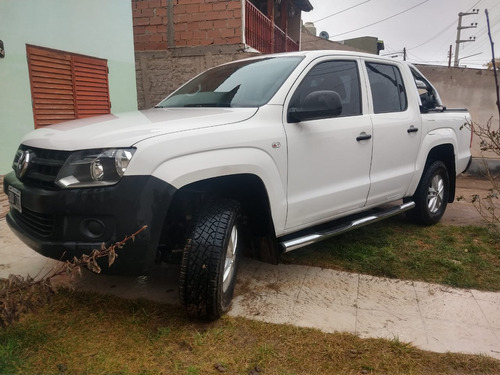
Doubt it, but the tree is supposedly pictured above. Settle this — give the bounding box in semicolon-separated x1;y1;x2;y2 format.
470;10;500;237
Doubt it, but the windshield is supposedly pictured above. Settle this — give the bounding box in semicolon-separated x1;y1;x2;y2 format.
157;56;303;108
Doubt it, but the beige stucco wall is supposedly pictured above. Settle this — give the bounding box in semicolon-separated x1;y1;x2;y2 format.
416;65;499;159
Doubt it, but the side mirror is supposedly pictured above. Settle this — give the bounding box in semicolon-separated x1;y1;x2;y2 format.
288;90;343;123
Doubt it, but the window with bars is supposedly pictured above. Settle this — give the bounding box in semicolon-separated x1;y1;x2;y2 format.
26;45;111;128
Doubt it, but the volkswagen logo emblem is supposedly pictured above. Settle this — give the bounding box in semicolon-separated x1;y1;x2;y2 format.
16;150;32;179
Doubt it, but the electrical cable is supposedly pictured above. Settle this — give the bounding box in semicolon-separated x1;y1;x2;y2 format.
312;0;372;24
330;0;431;38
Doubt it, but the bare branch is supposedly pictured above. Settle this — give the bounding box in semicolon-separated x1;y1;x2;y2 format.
0;225;148;327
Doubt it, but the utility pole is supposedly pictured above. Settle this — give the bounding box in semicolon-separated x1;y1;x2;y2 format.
454;9;479;67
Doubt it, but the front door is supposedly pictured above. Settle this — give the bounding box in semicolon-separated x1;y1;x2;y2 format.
284;59;373;231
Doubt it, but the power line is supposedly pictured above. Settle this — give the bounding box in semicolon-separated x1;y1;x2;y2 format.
330;0;431;38
313;0;372;24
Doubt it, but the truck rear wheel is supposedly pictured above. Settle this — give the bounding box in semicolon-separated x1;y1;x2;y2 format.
179;199;241;320
407;160;449;225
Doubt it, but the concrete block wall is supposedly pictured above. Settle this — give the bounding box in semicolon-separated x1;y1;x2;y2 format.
135;47;256;109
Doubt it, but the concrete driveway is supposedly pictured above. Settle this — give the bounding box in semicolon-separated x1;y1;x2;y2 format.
1;175;499;361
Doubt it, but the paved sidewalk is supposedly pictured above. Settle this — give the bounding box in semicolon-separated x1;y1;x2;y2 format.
1;175;499;361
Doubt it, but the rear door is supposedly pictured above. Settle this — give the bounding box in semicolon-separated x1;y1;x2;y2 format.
284;58;373;230
364;61;422;206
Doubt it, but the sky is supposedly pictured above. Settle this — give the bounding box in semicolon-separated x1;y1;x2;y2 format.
301;0;500;69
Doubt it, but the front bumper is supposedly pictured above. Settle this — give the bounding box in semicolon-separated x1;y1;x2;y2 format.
3;172;176;275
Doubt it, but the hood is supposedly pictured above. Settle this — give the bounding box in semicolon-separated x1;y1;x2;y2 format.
21;107;258;151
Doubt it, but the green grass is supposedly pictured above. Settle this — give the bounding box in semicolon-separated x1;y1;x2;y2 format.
1;220;500;374
1;290;499;375
282;219;500;291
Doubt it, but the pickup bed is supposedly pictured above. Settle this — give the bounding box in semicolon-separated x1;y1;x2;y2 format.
3;50;472;320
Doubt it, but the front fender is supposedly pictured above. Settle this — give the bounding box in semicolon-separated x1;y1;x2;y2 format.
151;148;288;233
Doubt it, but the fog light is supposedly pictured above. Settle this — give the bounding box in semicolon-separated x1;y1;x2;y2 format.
81;219;105;239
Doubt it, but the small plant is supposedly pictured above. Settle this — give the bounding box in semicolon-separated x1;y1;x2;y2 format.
0;225;147;328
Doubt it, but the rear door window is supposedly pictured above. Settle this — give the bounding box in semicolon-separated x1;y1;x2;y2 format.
366;62;407;114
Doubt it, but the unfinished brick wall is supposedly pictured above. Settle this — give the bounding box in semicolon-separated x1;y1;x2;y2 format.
132;0;168;51
132;0;243;51
174;0;243;47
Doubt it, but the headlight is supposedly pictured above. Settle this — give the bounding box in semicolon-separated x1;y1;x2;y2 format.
56;148;136;188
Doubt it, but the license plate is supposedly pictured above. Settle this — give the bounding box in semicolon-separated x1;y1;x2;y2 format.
8;186;22;213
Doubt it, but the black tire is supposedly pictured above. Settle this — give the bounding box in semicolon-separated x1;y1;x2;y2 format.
179;199;241;320
407;160;450;225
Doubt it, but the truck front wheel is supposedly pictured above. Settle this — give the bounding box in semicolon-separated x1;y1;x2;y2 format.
407;160;450;225
179;199;241;320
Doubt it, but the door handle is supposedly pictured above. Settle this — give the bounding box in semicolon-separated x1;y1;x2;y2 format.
407;126;419;133
356;132;372;141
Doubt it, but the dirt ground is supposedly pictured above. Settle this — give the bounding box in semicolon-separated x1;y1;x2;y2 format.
443;175;497;226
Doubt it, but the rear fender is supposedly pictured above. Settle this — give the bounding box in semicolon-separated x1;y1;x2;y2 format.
406;128;458;196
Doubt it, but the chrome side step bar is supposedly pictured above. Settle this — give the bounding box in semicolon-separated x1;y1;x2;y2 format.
280;201;415;253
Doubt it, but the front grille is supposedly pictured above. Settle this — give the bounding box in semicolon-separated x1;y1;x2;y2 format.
13;145;71;190
12;207;55;238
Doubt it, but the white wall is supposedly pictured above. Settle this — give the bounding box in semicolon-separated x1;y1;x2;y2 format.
0;0;138;174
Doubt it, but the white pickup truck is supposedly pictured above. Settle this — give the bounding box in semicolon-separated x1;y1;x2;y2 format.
4;50;472;320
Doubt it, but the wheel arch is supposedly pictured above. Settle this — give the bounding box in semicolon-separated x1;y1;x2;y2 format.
426;144;456;202
414;143;456;203
163;173;281;264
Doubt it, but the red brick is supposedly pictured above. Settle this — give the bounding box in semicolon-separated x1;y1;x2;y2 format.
156;25;167;33
213;2;227;11
190;20;213;30
174;13;191;23
199;3;213;12
148;0;161;8
134;17;150;26
175;22;187;31
149;34;164;42
192;30;207;39
213;20;227;29
135;34;150;43
150;16;164;26
227;18;242;28
175;4;187;14
227;1;242;10
145;25;157;34
134;25;146;34
180;31;194;39
190;12;208;22
156;7;167;16
185;4;199;13
219;28;235;38
141;8;154;17
136;1;148;9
